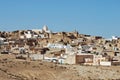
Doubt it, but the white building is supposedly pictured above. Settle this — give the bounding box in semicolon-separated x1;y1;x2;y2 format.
32;29;43;33
0;37;5;41
112;36;118;40
46;43;65;49
0;38;4;45
24;31;32;38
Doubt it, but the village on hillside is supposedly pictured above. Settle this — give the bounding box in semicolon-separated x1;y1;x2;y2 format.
0;25;120;66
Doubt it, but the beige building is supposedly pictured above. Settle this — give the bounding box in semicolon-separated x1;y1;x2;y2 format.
64;54;76;64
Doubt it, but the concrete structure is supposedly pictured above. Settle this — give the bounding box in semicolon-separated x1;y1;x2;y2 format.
24;31;32;38
64;55;76;64
58;57;65;64
47;43;65;49
112;36;118;40
93;55;106;66
30;54;43;60
100;61;111;66
76;54;94;65
32;29;43;33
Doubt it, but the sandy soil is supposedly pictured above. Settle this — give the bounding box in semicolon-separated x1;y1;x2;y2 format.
0;54;120;80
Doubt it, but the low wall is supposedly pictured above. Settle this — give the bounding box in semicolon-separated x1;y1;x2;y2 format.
100;61;111;66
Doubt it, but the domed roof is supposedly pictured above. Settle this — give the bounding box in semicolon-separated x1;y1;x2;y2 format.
43;25;48;31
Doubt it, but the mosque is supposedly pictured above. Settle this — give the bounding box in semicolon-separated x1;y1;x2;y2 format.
32;25;52;34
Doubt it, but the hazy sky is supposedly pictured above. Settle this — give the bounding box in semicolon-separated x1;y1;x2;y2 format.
0;0;120;38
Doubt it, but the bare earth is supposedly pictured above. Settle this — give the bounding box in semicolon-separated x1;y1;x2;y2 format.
0;54;120;80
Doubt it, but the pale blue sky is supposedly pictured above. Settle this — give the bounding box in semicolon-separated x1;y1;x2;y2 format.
0;0;120;38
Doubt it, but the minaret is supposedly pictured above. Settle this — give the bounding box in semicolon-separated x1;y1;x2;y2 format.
74;28;79;37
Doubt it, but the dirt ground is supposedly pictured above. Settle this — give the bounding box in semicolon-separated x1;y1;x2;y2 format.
0;54;120;80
